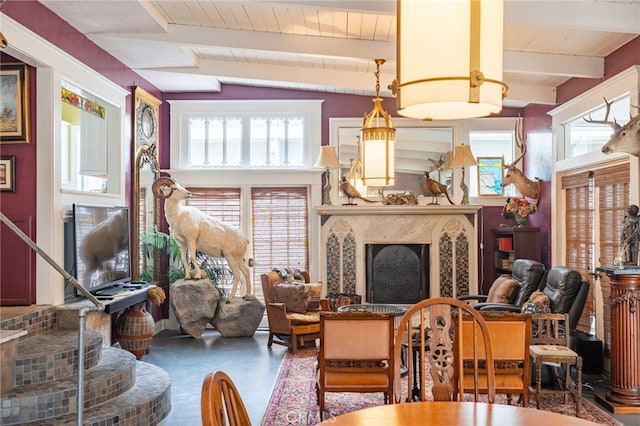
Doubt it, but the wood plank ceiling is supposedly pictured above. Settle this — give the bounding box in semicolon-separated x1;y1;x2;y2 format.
39;0;640;108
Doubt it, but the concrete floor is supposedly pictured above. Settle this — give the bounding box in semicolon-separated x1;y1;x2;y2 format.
145;328;639;426
144;328;286;426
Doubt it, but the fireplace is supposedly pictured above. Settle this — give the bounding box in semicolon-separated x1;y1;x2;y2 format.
366;244;429;304
317;205;481;300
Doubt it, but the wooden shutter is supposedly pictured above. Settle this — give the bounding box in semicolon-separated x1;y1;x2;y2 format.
562;171;594;334
251;187;309;296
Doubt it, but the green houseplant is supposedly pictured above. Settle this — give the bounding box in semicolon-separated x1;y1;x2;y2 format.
140;227;229;300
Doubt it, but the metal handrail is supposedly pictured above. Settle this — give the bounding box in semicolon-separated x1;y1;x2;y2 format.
0;213;104;426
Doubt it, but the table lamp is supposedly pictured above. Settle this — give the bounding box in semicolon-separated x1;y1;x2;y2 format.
450;144;477;205
314;146;341;205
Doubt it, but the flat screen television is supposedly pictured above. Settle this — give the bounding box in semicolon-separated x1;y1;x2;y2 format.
72;204;131;294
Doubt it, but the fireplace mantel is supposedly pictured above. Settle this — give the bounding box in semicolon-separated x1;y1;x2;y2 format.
317;205;482;216
316;204;482;301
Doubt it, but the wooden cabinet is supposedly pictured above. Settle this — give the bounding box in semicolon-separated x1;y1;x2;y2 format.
491;227;541;276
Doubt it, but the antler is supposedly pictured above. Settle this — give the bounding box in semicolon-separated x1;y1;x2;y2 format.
506;116;527;168
584;97;622;130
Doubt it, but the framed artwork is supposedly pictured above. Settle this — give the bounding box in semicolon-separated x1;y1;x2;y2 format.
0;156;16;192
133;86;161;148
477;156;504;196
1;64;29;143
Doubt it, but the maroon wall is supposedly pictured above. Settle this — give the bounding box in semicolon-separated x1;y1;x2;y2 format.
0;54;37;304
557;36;640;105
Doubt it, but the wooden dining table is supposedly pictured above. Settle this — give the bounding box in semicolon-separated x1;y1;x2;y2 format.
325;401;600;425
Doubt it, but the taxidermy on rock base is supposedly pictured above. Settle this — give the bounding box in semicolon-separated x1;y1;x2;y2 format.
152;177;252;302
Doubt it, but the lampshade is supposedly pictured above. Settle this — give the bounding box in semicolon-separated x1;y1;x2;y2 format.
450;145;477;167
393;0;508;120
314;146;341;169
361;59;396;187
442;151;454;170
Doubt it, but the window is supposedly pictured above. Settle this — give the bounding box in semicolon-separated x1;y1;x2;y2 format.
184;188;242;296
183;186;309;301
252;187;309;285
468;129;516;198
170;100;322;170
563;95;630;159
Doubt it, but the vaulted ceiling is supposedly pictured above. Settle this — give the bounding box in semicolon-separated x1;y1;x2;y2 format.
40;0;640;108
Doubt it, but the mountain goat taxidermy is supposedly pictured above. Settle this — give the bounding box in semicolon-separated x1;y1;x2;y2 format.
152;177;252;302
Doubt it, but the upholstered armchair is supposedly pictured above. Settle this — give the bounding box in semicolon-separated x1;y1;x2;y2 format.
460;259;546;311
260;271;329;353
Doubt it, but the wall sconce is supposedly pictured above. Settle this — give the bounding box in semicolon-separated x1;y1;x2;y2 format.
314;145;341;205
450;144;477;205
361;59;395;187
391;0;508;120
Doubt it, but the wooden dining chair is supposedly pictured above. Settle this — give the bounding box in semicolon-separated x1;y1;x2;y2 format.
529;313;583;416
393;297;496;404
201;370;251;426
460;312;531;406
316;311;396;420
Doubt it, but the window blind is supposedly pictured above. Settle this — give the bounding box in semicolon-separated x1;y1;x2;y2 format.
594;163;630;355
184;188;241;295
562;171;594;334
251;187;309;295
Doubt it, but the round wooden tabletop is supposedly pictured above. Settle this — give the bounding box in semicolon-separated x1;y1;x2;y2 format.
325;401;600;425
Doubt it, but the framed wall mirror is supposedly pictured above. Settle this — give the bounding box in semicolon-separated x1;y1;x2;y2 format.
131;87;161;282
329;118;456;203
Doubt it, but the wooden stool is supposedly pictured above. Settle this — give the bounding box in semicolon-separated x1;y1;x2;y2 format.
529;313;583;416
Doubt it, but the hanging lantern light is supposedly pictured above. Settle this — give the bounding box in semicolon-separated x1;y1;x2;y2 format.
361;59;396;187
392;0;508;120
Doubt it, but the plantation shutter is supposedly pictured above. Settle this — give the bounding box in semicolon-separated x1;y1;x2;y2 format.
593;163;630;355
251;187;309;293
561;171;594;334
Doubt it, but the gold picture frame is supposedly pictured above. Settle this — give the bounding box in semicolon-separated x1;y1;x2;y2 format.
1;64;29;144
133;86;161;148
0;155;16;192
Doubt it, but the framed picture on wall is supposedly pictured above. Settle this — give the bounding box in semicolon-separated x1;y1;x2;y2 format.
0;64;29;144
0;156;16;192
477;156;504;196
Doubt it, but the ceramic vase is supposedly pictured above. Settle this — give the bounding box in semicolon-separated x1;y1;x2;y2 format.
116;302;155;359
515;213;528;227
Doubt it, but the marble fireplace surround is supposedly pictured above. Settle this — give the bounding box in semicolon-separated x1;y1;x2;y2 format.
316;205;482;302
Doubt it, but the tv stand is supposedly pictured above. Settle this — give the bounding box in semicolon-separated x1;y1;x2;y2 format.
58;286;154;346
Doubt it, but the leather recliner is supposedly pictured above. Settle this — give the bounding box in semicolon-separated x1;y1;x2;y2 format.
539;266;589;332
462;259;546;311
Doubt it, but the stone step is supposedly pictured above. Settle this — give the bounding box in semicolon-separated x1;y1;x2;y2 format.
20;362;171;426
1;347;137;425
13;329;103;386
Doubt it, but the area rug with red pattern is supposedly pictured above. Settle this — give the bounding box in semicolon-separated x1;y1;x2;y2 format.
260;348;622;426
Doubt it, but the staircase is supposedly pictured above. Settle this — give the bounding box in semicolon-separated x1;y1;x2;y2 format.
0;306;171;425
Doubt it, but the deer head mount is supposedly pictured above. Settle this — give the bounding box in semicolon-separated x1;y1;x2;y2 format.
502;116;541;201
585;98;640;157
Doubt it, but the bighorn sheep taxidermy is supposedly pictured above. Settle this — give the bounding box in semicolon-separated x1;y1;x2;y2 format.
502;117;541;201
585;98;640;157
152;177;252;302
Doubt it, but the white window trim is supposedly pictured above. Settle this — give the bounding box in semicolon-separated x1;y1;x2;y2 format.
168;99;323;170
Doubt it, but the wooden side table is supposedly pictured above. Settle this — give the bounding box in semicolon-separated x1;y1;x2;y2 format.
596;267;640;414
